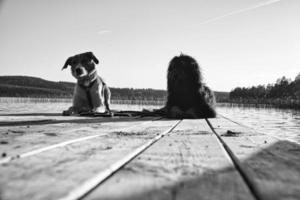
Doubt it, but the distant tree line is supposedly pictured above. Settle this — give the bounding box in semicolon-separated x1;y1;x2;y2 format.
0;76;168;101
0;76;228;102
229;73;300;109
111;88;166;101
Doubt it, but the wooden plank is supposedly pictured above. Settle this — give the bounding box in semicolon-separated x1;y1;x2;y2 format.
0;117;155;158
208;116;300;200
0;119;176;200
0;115;141;127
85;119;255;200
60;120;181;200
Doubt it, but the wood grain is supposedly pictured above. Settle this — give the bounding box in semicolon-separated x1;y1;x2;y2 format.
208;116;300;200
0;118;175;200
0;117;154;157
86;119;254;200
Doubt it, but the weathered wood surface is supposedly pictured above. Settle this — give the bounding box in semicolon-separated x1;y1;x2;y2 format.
0;113;139;126
0;117;157;159
0;114;299;200
0;116;175;200
85;119;254;200
208;116;300;200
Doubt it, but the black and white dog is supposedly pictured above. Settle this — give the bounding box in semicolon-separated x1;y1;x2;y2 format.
61;52;111;115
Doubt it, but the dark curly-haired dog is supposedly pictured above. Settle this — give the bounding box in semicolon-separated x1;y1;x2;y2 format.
162;54;216;119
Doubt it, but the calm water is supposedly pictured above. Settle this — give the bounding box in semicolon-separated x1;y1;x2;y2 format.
0;101;299;143
217;104;300;143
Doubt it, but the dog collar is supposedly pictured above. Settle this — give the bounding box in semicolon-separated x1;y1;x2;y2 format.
78;69;97;87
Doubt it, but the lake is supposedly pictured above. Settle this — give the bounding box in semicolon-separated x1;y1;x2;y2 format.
217;103;300;143
0;99;299;143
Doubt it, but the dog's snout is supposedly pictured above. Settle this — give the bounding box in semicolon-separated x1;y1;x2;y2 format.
75;68;83;75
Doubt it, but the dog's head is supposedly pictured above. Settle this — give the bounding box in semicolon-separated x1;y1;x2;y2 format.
167;54;203;92
62;52;99;80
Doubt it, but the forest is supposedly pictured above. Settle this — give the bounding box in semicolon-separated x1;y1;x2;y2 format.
229;73;300;109
0;76;228;102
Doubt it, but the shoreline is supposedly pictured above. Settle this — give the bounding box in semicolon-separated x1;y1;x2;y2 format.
227;98;300;110
1;97;300;110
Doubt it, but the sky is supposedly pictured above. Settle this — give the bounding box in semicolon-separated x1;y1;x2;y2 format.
0;0;299;92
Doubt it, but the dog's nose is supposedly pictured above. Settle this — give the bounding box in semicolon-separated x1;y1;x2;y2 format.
75;68;83;76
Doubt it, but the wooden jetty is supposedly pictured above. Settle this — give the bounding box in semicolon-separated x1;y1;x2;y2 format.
0;113;299;200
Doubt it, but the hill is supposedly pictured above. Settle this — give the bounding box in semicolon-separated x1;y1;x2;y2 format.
0;76;228;102
0;76;74;98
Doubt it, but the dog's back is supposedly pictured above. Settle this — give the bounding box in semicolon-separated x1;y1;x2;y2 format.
165;54;216;118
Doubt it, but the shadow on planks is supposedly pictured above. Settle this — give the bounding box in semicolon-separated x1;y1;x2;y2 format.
86;140;300;200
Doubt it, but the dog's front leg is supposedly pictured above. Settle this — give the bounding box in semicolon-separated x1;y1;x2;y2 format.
103;85;111;113
70;85;91;114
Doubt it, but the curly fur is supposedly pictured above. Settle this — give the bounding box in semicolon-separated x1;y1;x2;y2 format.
165;54;216;119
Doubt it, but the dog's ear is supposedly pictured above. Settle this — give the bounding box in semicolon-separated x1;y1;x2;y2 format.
87;52;99;64
61;57;71;70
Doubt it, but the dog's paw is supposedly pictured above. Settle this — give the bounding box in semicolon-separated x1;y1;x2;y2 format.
168;106;184;118
183;108;198;119
106;111;114;117
62;106;82;116
62;110;72;116
93;107;106;113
